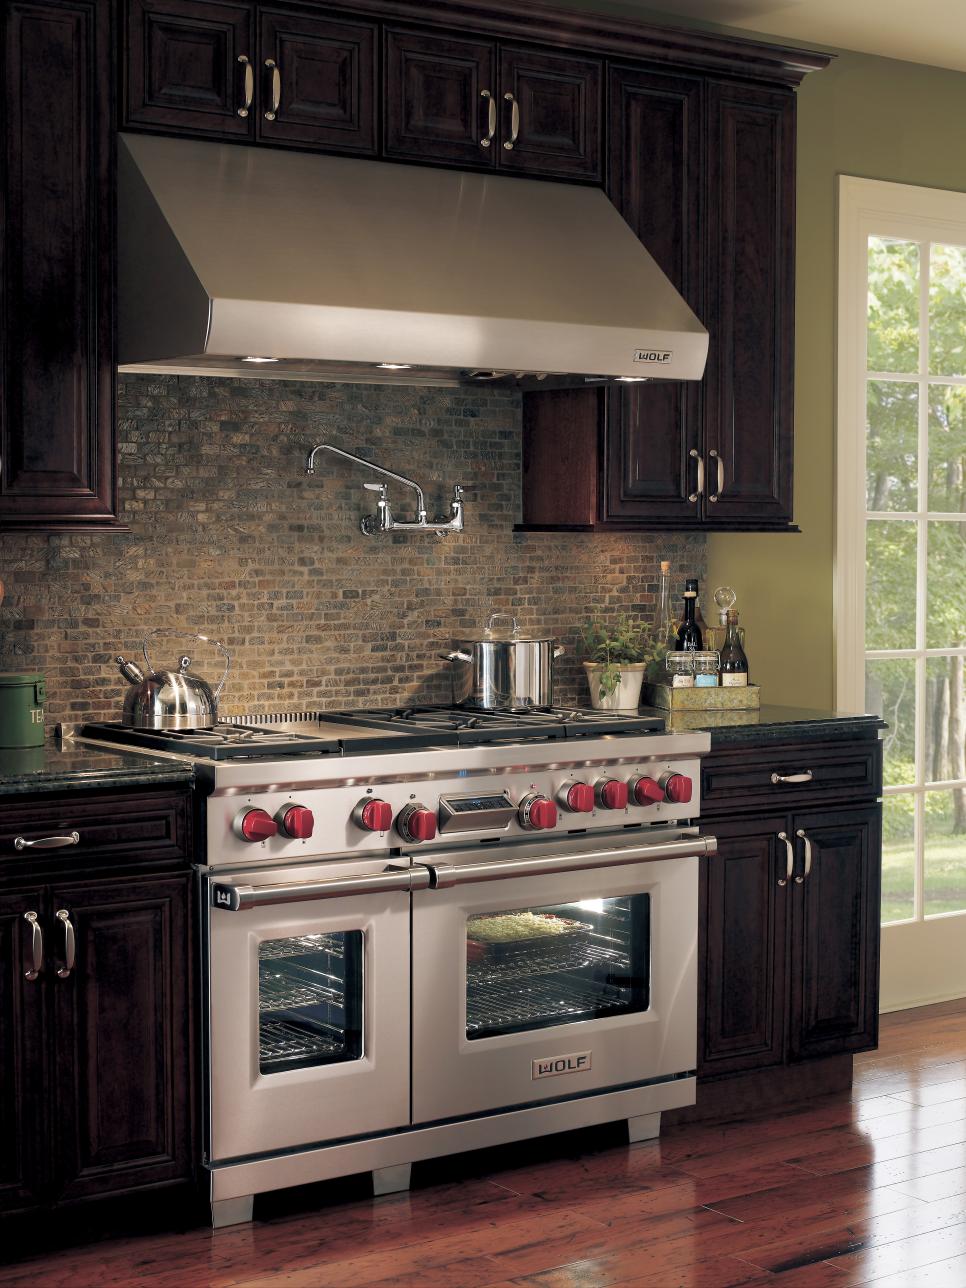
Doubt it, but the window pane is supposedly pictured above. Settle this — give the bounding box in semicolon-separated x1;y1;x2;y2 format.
866;658;916;786
926;656;966;784
929;243;966;377
465;897;649;1040
866;520;918;649
868;237;919;373
867;380;918;510
881;794;916;923
926;521;966;648
928;386;966;513
924;789;966;916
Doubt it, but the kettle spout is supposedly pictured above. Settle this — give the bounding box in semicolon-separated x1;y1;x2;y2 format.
116;655;145;685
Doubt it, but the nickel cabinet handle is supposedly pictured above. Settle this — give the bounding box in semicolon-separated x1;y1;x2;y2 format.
771;771;813;785
688;449;705;503
14;830;79;851
777;832;794;887
264;59;280;120
503;92;520;149
237;54;253;118
480;89;496;147
796;829;813;881
709;450;725;502
56;910;75;978
23;911;43;981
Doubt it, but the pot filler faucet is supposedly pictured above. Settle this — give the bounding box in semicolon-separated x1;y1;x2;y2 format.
305;442;465;537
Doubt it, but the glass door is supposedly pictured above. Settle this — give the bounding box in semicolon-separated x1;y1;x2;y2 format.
465;897;650;1040
258;933;363;1074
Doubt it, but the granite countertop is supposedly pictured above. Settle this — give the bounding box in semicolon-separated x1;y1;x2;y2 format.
0;740;194;796
639;703;886;746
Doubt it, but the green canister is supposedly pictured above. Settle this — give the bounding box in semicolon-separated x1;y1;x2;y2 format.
0;673;47;747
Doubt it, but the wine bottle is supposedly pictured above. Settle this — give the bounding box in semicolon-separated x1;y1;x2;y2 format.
675;583;703;652
719;609;749;686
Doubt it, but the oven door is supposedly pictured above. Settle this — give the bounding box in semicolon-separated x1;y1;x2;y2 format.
205;859;427;1162
411;833;712;1124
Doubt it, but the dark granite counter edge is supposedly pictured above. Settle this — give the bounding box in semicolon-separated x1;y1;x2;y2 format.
638;705;888;748
0;765;195;796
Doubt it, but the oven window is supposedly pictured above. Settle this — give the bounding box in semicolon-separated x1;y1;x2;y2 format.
465;897;649;1040
257;932;363;1074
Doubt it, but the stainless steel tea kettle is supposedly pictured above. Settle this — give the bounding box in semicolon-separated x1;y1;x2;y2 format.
115;630;230;730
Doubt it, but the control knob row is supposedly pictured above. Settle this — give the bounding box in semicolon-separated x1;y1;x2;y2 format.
234;804;315;843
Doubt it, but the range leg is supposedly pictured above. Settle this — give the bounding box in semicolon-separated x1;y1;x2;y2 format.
211;1195;255;1227
372;1163;412;1196
627;1111;661;1143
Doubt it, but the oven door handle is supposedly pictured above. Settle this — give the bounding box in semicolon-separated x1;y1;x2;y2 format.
425;835;717;889
211;865;432;911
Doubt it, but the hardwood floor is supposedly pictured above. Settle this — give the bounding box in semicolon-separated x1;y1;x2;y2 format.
5;1000;966;1287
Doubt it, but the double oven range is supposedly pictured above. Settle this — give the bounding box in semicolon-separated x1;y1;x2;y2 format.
81;706;716;1228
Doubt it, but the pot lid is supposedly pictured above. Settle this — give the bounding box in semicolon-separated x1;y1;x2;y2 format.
455;613;556;645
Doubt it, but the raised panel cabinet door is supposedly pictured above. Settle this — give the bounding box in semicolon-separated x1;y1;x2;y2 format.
257;10;376;153
602;67;703;526
704;82;795;525
497;46;600;179
1;0;118;529
698;817;789;1077
789;806;882;1061
49;875;193;1203
0;890;48;1213
384;28;496;166
125;0;255;137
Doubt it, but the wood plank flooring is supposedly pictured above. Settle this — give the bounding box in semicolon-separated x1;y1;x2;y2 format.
6;1000;966;1287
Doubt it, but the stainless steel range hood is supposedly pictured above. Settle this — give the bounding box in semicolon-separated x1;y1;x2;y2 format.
118;134;708;388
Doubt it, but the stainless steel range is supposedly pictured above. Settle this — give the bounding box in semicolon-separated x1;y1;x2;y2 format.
80;706;716;1228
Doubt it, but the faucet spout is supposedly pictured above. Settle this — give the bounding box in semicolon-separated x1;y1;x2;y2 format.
305;442;426;520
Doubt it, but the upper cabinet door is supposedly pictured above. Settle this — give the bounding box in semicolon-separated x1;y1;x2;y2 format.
704;82;795;526
384;28;497;167
124;0;256;137
497;46;601;180
257;9;377;153
1;0;118;530
602;67;704;526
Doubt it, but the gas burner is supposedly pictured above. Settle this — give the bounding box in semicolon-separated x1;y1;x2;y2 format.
318;705;665;746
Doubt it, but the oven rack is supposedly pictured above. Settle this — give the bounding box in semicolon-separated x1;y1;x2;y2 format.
258;934;344;962
466;973;632;1035
259;1017;345;1068
466;939;626;984
258;970;345;1014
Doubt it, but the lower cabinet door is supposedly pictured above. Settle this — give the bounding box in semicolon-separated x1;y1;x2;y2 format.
0;889;48;1214
48;875;193;1203
698;817;789;1076
789;806;881;1061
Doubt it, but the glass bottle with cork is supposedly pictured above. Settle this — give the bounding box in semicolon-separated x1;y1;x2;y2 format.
719;610;749;686
675;580;703;653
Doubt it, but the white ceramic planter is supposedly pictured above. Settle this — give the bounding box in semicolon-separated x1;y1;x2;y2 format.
583;662;646;712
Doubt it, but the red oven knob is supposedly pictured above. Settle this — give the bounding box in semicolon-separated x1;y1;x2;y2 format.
560;782;595;814
234;808;278;843
632;776;666;807
397;803;437;843
278;805;315;839
596;779;629;811
519;794;558;831
662;772;693;805
353;798;393;833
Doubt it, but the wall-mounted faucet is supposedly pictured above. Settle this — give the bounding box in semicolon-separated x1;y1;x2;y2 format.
305;442;465;537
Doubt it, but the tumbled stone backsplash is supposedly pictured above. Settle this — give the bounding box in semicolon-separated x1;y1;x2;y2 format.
0;376;705;726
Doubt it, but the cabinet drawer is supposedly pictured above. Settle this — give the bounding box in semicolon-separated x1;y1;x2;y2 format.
701;742;882;816
0;790;191;872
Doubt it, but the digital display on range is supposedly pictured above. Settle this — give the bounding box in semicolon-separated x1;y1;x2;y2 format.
447;796;511;813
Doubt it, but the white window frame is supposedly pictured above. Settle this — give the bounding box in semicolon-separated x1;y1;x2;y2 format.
837;176;966;1010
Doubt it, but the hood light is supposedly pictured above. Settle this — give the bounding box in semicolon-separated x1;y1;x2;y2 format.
242;355;279;364
615;376;649;383
376;362;412;370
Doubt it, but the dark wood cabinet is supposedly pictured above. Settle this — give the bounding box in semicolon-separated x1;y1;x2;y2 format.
0;789;194;1220
0;0;119;530
125;0;255;137
697;738;882;1094
258;9;376;152
789;807;881;1061
385;28;601;179
50;875;193;1204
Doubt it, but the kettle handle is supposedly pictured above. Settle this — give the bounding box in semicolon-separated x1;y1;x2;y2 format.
142;629;232;701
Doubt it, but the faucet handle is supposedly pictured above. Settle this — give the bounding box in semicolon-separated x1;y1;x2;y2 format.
363;482;387;492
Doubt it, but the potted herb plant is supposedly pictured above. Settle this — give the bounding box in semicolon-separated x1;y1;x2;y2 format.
579;615;666;712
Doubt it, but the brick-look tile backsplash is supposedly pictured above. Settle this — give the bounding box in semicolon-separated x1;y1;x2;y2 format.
0;376;705;725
